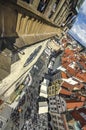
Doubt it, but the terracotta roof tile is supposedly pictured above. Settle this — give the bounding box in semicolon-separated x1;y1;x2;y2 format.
71;108;86;128
80;54;86;62
66;100;84;110
74;83;84;90
64;49;74;56
67;66;76;76
60;88;72;96
75;94;86;101
80;61;86;69
61;72;68;79
76;72;86;82
83;126;86;130
61;81;75;91
62;63;70;68
62;38;68;43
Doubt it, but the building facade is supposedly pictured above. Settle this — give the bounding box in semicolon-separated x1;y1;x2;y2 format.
0;0;84;80
49;95;66;114
48;80;62;96
0;1;85;130
50;112;69;130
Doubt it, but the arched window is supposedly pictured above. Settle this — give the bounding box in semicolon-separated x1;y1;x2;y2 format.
37;0;49;13
48;0;60;18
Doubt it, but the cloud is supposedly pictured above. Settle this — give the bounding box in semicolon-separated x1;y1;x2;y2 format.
80;0;86;15
70;23;86;47
69;0;86;47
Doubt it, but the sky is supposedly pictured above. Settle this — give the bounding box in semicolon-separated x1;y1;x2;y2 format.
69;0;86;47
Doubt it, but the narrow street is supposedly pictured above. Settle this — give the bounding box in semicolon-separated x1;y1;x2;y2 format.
7;46;51;130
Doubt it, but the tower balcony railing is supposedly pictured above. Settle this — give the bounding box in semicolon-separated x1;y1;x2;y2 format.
0;0;63;49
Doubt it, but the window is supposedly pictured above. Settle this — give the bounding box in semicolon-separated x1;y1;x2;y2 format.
37;0;49;13
48;0;60;18
58;117;61;120
22;0;34;4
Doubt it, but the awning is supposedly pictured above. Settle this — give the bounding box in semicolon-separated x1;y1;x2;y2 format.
38;102;48;114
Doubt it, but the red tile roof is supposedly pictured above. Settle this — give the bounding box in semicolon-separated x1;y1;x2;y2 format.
62;57;70;65
80;61;86;69
67;66;76;76
71;108;86;128
64;49;74;56
61;72;68;79
74;82;84;90
78;107;86;114
62;38;68;43
62;63;70;68
59;88;72;96
80;54;86;62
75;94;86;101
83;126;86;130
61;81;84;91
61;81;75;91
66;100;84;110
76;72;86;82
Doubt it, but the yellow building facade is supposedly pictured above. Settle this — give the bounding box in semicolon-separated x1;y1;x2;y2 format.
48;80;62;97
